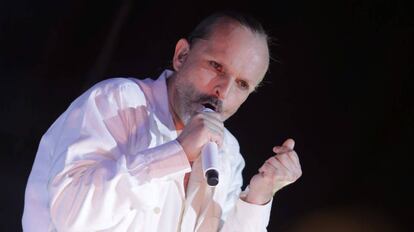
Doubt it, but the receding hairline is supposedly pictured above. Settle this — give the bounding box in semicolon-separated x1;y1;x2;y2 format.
210;17;266;39
187;12;270;47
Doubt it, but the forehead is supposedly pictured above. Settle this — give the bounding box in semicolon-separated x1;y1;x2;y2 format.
193;22;269;86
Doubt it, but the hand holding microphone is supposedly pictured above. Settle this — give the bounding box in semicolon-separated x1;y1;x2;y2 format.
176;107;223;186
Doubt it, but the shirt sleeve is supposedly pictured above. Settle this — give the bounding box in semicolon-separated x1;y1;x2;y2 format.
219;132;273;232
220;188;273;232
47;79;190;231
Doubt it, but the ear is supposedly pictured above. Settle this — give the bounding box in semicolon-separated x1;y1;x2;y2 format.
172;38;190;71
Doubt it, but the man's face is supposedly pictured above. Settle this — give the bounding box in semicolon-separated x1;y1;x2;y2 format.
170;22;269;125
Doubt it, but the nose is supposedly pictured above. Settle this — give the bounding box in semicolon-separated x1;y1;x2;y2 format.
214;75;232;100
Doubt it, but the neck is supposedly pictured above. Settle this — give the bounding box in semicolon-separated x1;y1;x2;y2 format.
167;74;185;131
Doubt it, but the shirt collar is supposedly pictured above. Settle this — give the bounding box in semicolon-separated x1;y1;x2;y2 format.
149;69;178;136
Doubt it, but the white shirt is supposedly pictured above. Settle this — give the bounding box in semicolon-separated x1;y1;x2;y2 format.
22;70;272;232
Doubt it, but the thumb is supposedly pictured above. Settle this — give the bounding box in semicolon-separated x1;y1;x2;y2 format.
283;138;295;150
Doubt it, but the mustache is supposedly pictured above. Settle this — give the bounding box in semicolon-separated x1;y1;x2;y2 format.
194;95;223;113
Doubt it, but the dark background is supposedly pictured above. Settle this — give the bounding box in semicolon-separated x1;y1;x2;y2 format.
1;0;413;231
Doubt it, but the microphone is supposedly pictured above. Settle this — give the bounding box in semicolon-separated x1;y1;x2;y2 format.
201;107;220;186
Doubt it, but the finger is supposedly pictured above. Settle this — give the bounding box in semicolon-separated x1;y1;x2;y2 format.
201;111;223;125
273;146;292;154
258;162;278;177
286;150;301;168
203;127;223;146
273;153;296;171
202;114;224;132
266;154;292;173
273;144;300;169
203;115;223;132
266;155;302;182
265;156;286;171
277;152;302;178
203;121;224;147
263;155;287;171
282;138;295;150
193;113;223;135
193;110;222;123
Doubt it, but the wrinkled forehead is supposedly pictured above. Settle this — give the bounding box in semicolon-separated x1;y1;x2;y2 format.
204;21;268;52
209;27;267;56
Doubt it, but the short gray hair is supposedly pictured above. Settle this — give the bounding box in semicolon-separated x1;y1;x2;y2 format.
187;11;269;47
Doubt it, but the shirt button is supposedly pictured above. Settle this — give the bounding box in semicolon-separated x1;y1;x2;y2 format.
153;207;160;214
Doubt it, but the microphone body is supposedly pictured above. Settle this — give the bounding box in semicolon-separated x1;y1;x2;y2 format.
201;142;219;186
201;108;220;186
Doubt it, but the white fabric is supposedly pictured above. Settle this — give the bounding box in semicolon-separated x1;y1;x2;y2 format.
22;70;272;232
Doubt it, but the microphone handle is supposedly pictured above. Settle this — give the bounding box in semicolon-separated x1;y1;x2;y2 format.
201;141;219;186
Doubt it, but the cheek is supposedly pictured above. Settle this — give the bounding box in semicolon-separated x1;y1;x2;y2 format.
196;65;217;86
191;72;218;94
182;62;216;86
223;94;248;119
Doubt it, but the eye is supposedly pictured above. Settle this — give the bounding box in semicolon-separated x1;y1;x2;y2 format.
209;60;223;73
236;79;250;91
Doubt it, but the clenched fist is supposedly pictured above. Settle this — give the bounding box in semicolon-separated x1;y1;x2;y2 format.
176;110;224;162
245;138;302;205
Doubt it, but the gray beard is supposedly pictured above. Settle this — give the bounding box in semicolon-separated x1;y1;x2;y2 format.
174;81;223;125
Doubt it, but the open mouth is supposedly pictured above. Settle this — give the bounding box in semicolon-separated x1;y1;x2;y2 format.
202;103;216;112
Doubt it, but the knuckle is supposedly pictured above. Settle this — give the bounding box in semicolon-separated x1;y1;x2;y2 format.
198;123;207;132
194;112;203;119
269;156;278;162
199;116;207;124
194;116;205;126
276;155;286;162
288;151;298;158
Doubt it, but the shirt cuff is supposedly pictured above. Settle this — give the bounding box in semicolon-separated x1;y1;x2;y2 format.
236;190;273;229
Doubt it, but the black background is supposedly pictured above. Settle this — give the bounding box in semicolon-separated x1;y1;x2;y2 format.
1;0;413;231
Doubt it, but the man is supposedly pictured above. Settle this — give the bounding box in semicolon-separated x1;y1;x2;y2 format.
22;12;302;231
